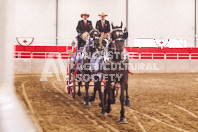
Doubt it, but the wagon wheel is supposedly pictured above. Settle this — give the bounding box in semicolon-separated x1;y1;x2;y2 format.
66;64;71;94
70;75;76;98
67;61;76;98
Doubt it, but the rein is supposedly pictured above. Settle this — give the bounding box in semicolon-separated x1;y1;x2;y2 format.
105;36;127;64
109;38;124;52
104;48;128;64
111;28;123;32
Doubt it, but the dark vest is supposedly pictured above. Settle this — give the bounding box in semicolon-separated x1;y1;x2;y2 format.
76;20;93;34
95;20;110;33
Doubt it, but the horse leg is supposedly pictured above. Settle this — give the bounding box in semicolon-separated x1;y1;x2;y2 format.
106;82;112;113
89;81;97;102
124;83;132;106
111;86;117;104
77;71;82;96
97;80;106;115
84;78;91;106
97;80;102;107
76;71;82;96
119;81;128;123
104;85;107;106
77;81;82;96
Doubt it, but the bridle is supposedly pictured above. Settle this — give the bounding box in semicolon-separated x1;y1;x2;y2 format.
82;31;109;59
88;29;100;48
111;28;123;32
104;29;127;63
89;34;109;50
109;38;125;52
104;47;128;64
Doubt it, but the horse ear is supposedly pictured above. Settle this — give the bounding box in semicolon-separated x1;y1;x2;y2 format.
124;27;127;32
111;22;115;29
123;28;128;40
120;22;123;29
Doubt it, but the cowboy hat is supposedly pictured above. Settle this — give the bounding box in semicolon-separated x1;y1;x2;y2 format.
81;12;89;18
98;12;107;17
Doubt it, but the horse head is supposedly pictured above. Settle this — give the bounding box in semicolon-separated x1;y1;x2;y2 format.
89;29;104;50
110;22;127;52
111;22;128;41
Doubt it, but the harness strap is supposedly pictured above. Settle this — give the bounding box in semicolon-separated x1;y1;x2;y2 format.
104;48;128;64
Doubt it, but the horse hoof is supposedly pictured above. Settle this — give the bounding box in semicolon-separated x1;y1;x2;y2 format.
70;69;74;73
118;117;128;124
124;100;132;107
89;96;95;102
77;92;82;96
84;101;91;106
101;112;107;116
105;106;112;113
112;99;117;104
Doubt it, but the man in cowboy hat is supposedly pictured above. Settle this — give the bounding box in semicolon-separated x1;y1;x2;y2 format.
76;12;93;50
96;12;110;35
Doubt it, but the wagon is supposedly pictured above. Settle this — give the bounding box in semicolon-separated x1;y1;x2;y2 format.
66;39;132;99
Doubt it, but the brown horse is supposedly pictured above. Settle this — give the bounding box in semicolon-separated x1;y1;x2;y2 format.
73;27;102;97
80;29;107;116
103;22;130;123
88;22;131;122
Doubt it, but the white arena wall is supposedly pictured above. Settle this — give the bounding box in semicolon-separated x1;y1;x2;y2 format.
16;0;57;46
15;0;198;47
16;0;126;46
14;59;198;74
128;0;195;47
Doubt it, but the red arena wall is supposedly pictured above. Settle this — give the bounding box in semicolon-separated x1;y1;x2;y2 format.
15;45;198;60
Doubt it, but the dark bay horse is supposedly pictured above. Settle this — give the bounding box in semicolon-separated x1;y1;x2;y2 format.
102;22;130;123
109;22;131;107
89;36;109;103
73;28;103;97
80;29;107;115
89;22;131;121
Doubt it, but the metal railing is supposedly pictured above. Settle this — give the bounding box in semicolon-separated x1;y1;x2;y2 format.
14;51;71;59
128;52;198;59
15;51;198;60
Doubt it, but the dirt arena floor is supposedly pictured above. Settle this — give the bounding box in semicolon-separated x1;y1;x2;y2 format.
15;73;198;132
